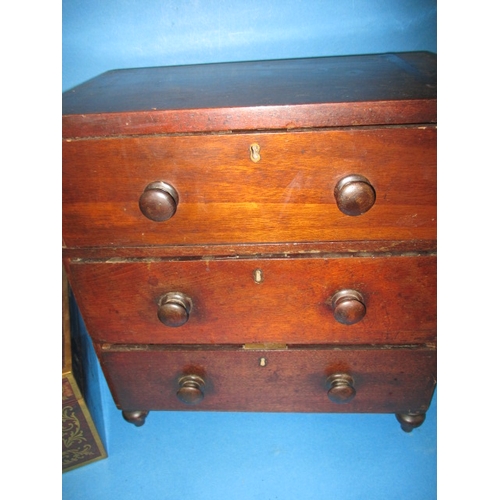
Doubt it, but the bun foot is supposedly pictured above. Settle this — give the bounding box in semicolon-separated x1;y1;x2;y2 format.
122;410;149;427
395;411;426;432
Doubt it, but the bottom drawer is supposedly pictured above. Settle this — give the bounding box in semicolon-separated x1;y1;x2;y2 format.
99;345;436;416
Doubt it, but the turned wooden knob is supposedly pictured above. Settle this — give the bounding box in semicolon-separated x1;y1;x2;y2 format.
177;374;205;405
326;373;356;403
139;181;179;222
330;289;366;325
334;174;376;216
157;292;192;327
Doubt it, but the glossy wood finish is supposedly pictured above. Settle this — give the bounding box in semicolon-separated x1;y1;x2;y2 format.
62;53;436;138
98;346;436;414
62;127;436;248
67;255;436;345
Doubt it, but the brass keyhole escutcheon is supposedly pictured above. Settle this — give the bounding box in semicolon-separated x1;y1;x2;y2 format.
249;143;261;162
253;268;264;284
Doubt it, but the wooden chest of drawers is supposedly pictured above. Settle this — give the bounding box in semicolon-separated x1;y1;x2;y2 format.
62;52;436;432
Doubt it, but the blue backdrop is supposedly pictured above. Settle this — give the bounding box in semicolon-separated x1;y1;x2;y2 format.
63;0;437;91
62;2;437;499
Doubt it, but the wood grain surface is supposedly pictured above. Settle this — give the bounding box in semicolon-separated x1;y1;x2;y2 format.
98;345;437;413
67;255;436;345
63;126;436;248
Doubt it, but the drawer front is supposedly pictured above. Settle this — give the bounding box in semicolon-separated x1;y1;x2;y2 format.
63;127;436;248
99;346;436;413
68;255;436;345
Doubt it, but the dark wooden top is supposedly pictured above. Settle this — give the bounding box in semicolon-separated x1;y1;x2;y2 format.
62;52;436;138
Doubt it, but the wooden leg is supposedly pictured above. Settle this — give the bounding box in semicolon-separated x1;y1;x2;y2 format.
122;410;149;427
395;411;426;432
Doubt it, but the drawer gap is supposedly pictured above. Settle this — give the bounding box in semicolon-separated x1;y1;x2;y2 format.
100;343;434;353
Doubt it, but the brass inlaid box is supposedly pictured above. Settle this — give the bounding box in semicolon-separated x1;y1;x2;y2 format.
62;270;107;472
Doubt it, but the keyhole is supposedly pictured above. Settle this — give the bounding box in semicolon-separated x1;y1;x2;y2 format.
249;143;261;163
253;268;264;284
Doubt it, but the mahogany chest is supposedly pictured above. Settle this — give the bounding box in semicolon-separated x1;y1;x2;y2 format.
62;52;437;432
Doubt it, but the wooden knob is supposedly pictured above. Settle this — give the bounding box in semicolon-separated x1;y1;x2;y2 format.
334;174;376;216
157;292;192;327
326;373;356;404
177;374;205;405
139;181;179;222
330;289;366;325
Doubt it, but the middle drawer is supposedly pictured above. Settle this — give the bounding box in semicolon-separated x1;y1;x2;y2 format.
68;255;436;345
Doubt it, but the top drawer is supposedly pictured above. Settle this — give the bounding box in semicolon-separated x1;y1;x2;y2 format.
62;126;436;248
